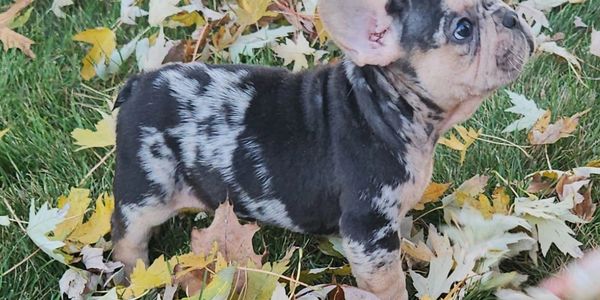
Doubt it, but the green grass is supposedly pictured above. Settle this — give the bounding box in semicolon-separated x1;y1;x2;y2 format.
0;0;599;298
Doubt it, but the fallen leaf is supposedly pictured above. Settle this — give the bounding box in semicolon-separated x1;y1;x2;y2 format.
136;27;177;72
91;288;118;300
148;0;182;26
591;30;600;57
442;175;489;223
95;37;138;79
0;0;35;58
229;26;294;63
59;268;88;300
537;37;582;76
53;188;91;241
27;201;71;264
502;91;547;133
414;182;450;210
0;215;9;226
72;28;116;80
120;0;148;25
295;284;379;300
68;193;114;245
438;126;481;165
514;197;585;258
573;16;588;28
122;255;172;298
271;32;327;72
190;201;262;267
71;113;116;151
245;258;290;300
192;266;235;299
234;0;278;27
81;246;122;273
527;109;589;145
8;6;32;29
51;0;73;18
492;187;511;215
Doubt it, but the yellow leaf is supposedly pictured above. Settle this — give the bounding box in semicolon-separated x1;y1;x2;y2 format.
234;0;278;26
168;11;205;28
587;160;600;168
53;188;91;241
313;12;329;44
0;128;9;139
401;239;434;262
71;113;116;151
72;27;116;80
476;194;493;218
453;175;489;206
492;187;510;215
0;0;35;58
68;193;114;245
438;126;481;164
122;255;172;298
172;252;214;279
414;182;450;210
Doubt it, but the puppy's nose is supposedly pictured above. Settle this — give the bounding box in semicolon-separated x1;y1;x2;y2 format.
502;11;518;28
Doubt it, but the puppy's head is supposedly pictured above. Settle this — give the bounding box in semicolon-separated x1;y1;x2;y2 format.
320;0;534;111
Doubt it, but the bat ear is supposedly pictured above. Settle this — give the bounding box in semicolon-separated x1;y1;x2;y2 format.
318;0;405;66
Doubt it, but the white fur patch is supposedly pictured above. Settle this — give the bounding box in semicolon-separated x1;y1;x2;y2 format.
138;127;177;196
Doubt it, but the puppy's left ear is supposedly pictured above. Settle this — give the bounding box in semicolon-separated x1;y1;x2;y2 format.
318;0;405;66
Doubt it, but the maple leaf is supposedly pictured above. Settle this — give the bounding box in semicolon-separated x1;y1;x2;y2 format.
295;284;379;300
413;182;450;210
72;28;116;80
26;201;71;264
442;175;489;223
71;113;116;151
245;256;291;300
502;91;547;133
591;29;600;58
520;0;586;12
234;0;278;26
120;0;148;25
272;32;327;72
190;201;262;267
438;126;481;165
527;109;589;145
514;197;585;258
573;16;588;28
53;188;91;241
229;26;294;63
50;0;73;18
68;193;114;245
0;0;35;58
121;255;172;298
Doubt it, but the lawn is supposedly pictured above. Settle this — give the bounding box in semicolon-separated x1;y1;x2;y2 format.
0;0;599;299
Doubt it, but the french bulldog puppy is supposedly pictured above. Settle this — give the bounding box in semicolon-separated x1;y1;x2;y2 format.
111;0;534;298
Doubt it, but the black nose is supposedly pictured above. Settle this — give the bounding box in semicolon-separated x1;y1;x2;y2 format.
502;11;518;28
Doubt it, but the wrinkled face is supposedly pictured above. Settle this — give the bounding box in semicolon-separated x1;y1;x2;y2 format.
388;0;534;109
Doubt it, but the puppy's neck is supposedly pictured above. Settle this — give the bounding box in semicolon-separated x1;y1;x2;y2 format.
375;62;485;134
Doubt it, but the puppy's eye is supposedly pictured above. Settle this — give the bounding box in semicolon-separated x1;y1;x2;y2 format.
453;18;473;41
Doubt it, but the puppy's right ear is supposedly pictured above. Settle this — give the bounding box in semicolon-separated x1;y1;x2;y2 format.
319;0;405;66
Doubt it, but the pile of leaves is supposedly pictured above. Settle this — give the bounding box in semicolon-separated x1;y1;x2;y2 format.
1;0;599;299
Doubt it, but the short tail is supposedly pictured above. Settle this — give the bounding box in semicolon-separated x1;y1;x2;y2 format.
114;75;141;110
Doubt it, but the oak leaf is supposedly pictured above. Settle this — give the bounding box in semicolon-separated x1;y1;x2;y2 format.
0;0;35;58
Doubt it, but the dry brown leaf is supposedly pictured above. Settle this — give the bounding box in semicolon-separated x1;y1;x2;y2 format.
528;110;589;145
0;0;35;58
191;201;261;266
556;174;596;221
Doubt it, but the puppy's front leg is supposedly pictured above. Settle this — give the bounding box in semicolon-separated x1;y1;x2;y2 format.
341;213;408;300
